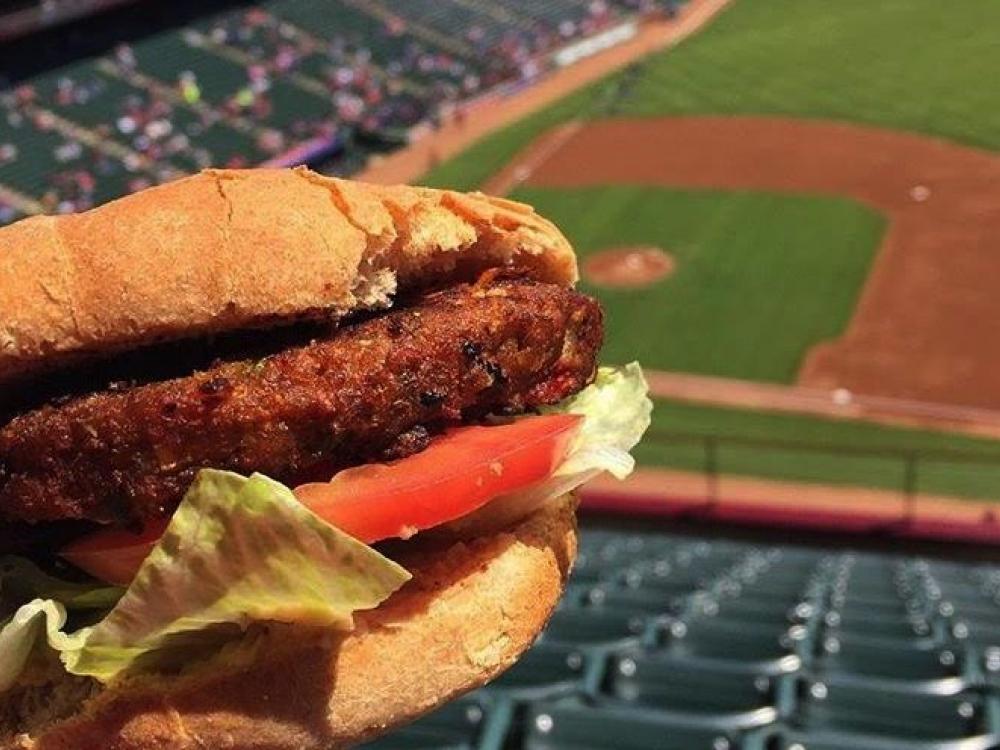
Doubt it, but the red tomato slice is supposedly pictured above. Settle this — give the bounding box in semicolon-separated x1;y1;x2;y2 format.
294;413;582;543
62;521;169;586
62;414;582;586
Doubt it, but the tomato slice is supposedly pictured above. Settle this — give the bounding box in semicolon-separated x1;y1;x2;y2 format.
295;413;582;543
62;414;582;585
62;521;169;586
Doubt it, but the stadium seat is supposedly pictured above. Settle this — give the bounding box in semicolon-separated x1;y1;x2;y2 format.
757;730;999;750
813;637;969;693
600;649;779;729
540;609;650;648
520;699;741;750
711;596;811;630
358;696;487;749
479;644;592;701
951;618;1000;650
787;676;998;743
658;618;805;674
343;525;1000;749
579;584;683;618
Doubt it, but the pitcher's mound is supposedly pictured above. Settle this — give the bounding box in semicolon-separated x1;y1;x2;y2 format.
583;246;675;288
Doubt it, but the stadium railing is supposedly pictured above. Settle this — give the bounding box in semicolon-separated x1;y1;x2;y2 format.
584;431;1000;544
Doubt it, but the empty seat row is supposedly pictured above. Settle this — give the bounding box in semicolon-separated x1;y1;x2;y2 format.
364;527;1000;749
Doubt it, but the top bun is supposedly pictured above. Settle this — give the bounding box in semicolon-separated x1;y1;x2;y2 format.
0;168;576;385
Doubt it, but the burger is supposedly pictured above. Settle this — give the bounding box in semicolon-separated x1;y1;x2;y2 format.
0;168;650;749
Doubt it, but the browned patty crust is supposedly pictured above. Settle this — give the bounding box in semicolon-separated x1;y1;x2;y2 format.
0;275;602;528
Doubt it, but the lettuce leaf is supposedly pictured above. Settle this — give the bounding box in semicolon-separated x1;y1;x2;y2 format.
1;470;410;686
1;556;123;619
544;362;652;481
0;600;89;693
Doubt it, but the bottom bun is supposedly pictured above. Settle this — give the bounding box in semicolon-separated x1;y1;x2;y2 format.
4;493;578;750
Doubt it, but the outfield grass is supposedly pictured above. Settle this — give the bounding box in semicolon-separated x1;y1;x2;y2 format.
639;400;1000;501
513;185;883;382
618;0;1000;149
426;0;1000;191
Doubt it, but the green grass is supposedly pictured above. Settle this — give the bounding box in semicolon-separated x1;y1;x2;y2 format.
425;0;1000;191
513;185;884;381
640;400;1000;501
618;0;1000;149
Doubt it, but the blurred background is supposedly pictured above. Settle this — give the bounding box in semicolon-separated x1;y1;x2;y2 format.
3;1;1000;747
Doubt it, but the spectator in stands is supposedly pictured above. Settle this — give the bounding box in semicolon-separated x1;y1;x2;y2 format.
0;143;17;165
178;72;201;105
114;43;137;71
14;84;37;106
384;15;406;37
53;139;83;163
274;43;298;73
166;132;190;157
0;201;16;225
257;129;285;154
127;176;153;193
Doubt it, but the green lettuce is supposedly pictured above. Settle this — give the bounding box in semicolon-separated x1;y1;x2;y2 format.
1;556;123;619
0;600;89;693
545;362;652;481
0;470;410;687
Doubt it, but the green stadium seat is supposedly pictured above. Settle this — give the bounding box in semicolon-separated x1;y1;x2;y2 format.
521;700;741;750
824;610;936;646
659;618;805;675
317;528;1000;749
790;677;997;742
269;0;480;87
540;609;650;648
814;638;968;693
943;599;1000;622
358;697;487;750
579;584;682;618
600;649;778;730
359;731;473;750
759;731;998;750
0;115;71;195
31;64;265;171
834;595;913;620
711;597;809;630
480;644;591;700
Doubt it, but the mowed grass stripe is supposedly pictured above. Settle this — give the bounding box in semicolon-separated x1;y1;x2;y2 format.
512;185;884;383
620;0;1000;151
642;400;1000;501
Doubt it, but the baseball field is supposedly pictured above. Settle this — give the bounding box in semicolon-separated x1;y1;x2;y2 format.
413;0;1000;504
426;0;1000;189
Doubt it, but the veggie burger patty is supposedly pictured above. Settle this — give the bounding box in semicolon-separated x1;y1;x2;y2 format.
0;273;602;529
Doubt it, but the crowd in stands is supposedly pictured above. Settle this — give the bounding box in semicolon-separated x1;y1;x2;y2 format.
0;0;681;223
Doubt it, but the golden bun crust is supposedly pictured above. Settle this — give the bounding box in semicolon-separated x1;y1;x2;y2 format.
4;494;577;750
0;169;577;385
